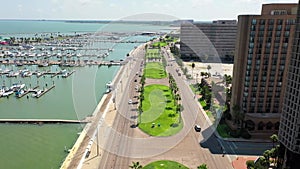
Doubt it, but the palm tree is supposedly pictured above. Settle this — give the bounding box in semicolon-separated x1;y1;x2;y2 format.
263;149;271;167
129;161;143;169
270;134;278;148
191;62;195;79
198;163;208;169
207;65;211;74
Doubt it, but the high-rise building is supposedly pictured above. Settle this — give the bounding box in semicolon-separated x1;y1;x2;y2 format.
231;4;298;138
278;1;300;169
180;20;237;63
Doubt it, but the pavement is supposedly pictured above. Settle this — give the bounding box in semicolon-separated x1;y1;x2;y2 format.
232;156;258;169
63;43;272;169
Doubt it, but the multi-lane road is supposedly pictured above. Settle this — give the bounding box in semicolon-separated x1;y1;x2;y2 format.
82;44;272;169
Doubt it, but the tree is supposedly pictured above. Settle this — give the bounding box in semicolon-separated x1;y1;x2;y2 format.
129;161;143;169
207;65;211;73
198;164;208;169
270;134;278;148
191;62;195;79
246;160;255;169
263;150;271;167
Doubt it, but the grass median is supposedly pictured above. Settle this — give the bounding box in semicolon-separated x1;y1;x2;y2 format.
144;62;167;79
138;84;183;136
143;160;189;169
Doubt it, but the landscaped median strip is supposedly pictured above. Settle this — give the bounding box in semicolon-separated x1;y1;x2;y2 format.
138;84;183;136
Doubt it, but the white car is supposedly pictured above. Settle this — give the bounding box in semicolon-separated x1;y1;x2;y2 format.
128;99;132;104
194;124;201;132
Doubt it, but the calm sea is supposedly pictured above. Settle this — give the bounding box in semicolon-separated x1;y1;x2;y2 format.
0;20;172;169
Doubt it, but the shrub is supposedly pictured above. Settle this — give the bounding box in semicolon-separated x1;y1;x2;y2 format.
241;129;251;139
246;160;255;169
230;130;240;138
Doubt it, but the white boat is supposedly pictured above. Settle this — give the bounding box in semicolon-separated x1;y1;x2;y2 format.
2;90;14;97
32;90;43;97
10;83;25;91
15;89;25;97
0;88;5;96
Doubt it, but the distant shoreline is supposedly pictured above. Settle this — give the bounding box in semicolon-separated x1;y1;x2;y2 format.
0;19;173;25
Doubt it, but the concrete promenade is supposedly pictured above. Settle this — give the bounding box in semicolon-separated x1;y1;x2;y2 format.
60;43;145;169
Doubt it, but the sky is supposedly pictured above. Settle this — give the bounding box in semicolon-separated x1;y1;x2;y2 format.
0;0;298;21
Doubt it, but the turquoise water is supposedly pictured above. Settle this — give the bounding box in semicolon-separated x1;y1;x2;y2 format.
0;124;82;169
0;20;171;169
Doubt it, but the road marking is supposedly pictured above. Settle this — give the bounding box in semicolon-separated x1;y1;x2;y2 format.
231;142;237;149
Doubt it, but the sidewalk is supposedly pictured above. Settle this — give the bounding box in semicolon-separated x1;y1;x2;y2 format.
232;156;258;169
165;46;271;144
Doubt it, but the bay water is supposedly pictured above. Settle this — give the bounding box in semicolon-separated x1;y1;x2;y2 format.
0;20;172;168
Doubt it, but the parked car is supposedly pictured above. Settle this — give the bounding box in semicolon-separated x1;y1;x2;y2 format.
128;99;132;104
194;124;201;132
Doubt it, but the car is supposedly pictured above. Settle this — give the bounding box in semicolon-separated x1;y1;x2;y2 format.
128;99;132;104
194;124;201;132
134;79;137;82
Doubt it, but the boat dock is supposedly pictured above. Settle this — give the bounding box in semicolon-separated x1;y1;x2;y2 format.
0;60;124;67
36;85;55;98
62;70;75;78
17;86;39;98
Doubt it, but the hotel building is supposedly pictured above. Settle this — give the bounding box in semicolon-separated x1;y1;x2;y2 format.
231;4;298;137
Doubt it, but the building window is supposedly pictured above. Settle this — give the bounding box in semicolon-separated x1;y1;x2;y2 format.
285;31;290;37
277;25;282;31
286;19;295;25
252;19;257;25
268;19;274;25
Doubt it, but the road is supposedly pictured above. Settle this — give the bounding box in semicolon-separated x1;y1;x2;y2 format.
83;44;272;169
96;45;146;169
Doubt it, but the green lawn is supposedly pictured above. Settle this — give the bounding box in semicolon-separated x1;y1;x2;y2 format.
146;48;161;59
152;41;168;48
143;160;189;169
139;85;183;136
144;62;167;79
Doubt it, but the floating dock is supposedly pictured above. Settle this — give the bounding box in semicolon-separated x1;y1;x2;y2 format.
36;85;55;98
17;86;39;98
62;70;75;78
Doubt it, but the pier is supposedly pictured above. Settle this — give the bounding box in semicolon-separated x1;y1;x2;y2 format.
36;85;55;98
17;86;39;98
62;70;75;78
0;60;124;67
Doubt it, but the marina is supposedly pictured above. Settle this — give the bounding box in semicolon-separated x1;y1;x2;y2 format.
0;20;171;169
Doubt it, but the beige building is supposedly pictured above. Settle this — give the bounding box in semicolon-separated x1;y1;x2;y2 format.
231;3;298;137
180;20;237;63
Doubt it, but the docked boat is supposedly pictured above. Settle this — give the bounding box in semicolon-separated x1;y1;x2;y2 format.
0;88;5;96
38;62;49;67
15;89;25;97
10;83;25;91
2;89;14;97
32;90;43;97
